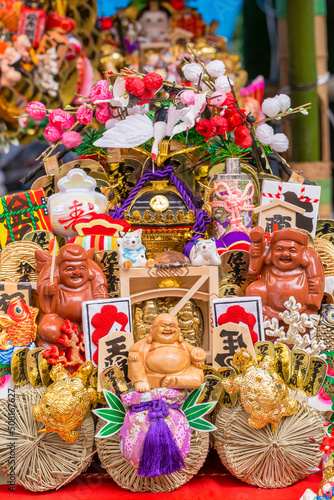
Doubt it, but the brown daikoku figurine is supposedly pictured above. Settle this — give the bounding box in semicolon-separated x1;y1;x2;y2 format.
128;313;206;392
35;244;108;348
246;226;324;322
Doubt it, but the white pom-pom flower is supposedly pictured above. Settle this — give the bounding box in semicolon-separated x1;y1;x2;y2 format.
262;97;281;117
255;124;274;145
182;63;203;82
270;133;289;152
277;93;291;112
206;60;226;78
215;75;231;93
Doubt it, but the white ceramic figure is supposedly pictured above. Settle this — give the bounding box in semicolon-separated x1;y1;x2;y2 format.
189;238;222;266
47;169;107;238
117;229;154;268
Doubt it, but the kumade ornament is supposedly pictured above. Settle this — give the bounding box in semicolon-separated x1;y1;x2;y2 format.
47;169;107;238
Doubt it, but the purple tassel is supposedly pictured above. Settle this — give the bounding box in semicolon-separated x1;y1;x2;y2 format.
133;399;185;477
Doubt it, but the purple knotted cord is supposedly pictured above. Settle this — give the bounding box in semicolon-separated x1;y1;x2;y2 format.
132;398;185;477
109;166;211;256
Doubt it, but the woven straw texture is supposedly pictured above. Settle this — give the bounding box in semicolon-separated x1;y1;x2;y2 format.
214;391;325;488
96;421;210;493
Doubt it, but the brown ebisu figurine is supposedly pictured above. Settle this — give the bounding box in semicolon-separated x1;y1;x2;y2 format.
246;226;324;321
35;244;108;348
128;313;206;392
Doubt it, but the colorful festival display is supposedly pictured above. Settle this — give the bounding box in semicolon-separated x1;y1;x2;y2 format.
0;1;333;498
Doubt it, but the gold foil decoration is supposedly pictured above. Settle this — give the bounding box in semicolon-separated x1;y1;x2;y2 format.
254;341;275;362
314;237;334;276
301;356;327;397
38;352;53;387
219;284;244;298
23;230;54;252
287;349;310;389
0;241;40;282
197;375;223;412
27;348;44;387
321;233;334;246
219;250;253;292
157;277;182;288
274;343;291;382
203;365;216;376
316;305;334;351
33;361;97;443
217;367;238;407
316;220;334;237
101;365;129;397
11;347;29;385
31;175;55;198
133;298;204;347
94;250;120;298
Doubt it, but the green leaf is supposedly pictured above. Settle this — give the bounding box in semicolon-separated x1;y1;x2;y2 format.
103;389;126;414
93;408;125;423
182;384;205;412
95;422;123;438
188;418;217;432
184;402;216;421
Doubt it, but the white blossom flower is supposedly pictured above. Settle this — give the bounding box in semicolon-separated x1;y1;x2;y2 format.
255;124;274;145
206;60;226;78
270;133;289;152
182;63;203;82
109;77;129;107
215;75;231;93
262;97;281;117
277;93;291;112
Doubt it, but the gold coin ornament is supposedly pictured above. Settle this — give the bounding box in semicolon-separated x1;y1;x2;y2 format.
33;361;97;443
149;195;170;212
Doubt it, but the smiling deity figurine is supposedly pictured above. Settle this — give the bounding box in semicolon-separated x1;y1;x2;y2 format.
246;226;324;322
128;313;206;392
35;244;108;348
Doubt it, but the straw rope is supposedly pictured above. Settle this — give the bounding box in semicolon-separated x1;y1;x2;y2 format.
0;384;95;492
96;422;210;492
214;390;325;488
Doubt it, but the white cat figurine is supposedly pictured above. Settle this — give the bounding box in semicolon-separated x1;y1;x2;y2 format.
117;229;154;268
189;238;221;266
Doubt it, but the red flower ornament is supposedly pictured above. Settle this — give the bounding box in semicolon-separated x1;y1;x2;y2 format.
143;72;163;91
125;77;145;97
320;436;334;456
234;125;252;148
224;108;246;132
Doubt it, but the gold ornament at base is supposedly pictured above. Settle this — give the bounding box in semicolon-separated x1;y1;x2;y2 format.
214;390;325;489
221;348;298;431
33;361;97;443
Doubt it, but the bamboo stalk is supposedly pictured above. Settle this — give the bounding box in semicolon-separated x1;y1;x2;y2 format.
286;0;320;161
